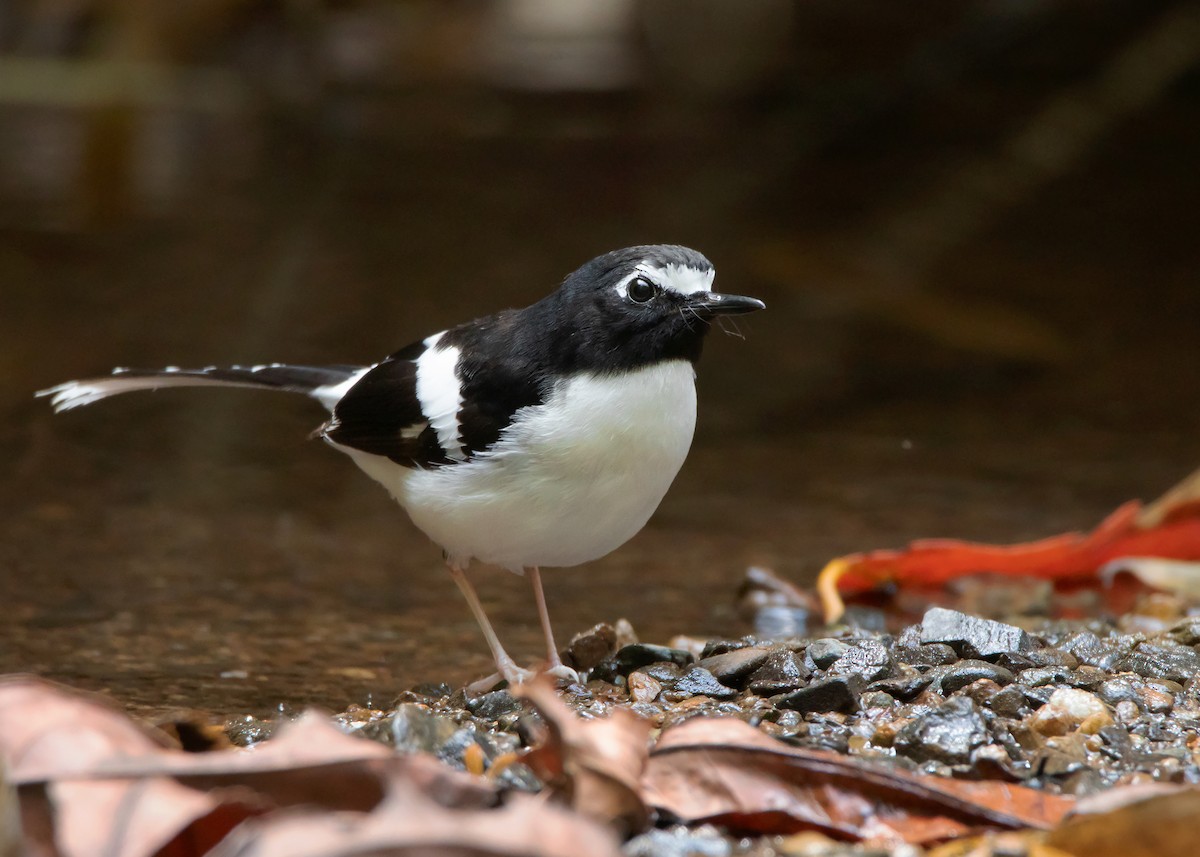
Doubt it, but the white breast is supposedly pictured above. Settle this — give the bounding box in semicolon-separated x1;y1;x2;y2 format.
342;360;698;571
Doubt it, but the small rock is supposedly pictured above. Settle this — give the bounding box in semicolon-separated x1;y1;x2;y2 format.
1098;677;1141;706
869;665;933;701
806;639;850;670
562;623;618;672
894;696;989;766
625;826;732;857
1115;642;1200;683
1165;617;1200;646
920;607;1034;659
663;667;738;702
466;690;524;721
593;643;693;681
859;690;896;709
1029;688;1113;737
829;641;892;682
1018;666;1075;688
698;647;772;687
1060;630;1128;671
931;659;1014;695
895;643;959;668
1139;685;1175;714
628;671;662;704
987;685;1027;718
776;675;866;714
392;703;459;754
747;650;810;696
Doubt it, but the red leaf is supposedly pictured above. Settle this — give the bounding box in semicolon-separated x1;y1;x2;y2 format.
818;468;1200;621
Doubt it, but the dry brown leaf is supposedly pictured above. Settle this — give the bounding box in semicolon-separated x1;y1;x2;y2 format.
1045;784;1200;857
209;776;621;857
0;676;497;857
515;678;651;834
644;716;1074;844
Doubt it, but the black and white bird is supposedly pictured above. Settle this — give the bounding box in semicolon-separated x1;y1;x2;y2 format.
38;245;764;686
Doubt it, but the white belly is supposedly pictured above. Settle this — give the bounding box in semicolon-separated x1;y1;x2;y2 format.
341;360;698;571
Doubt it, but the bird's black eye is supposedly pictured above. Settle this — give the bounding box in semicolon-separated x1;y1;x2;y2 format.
628;277;656;303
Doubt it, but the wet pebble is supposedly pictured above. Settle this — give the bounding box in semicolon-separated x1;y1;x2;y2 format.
920;607;1035;659
662;667;738;702
894;642;958;667
628;671;662;704
1115;641;1200;683
592;643;693;681
805;638;850;670
697;646;771;687
392;702;459;754
894;696;988;766
563;622;618;672
624;825;732;857
828;641;892;682
747;650;810;696
1029;688;1113;736
466;690;524;721
930;659;1014;695
776;675;866;714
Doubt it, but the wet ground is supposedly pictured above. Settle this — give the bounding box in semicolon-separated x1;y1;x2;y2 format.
1;87;1197;718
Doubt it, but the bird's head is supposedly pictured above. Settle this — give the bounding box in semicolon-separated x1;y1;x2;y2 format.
547;245;765;371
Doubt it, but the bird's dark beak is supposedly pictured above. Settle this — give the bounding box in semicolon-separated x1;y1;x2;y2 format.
687;291;766;317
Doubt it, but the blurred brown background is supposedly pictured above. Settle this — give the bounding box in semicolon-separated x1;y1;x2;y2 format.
1;0;1197;716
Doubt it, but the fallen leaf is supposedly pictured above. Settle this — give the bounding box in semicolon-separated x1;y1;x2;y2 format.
643;716;1074;844
515;678;651;834
818;468;1200;622
1099;557;1200;599
1045;784;1200;857
209;776;621;857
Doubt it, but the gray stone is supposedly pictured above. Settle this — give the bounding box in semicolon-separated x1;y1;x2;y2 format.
1115;642;1200;684
829;641;892;682
806;638;850;670
625;826;732;857
920;607;1034;659
776;675;865;714
931;659;1015;695
663;666;738;702
698;647;771;687
751;605;811;639
391;703;458;754
895;643;959;668
747;650;810;696
868;665;932;701
466;690;523;720
894;696;989;766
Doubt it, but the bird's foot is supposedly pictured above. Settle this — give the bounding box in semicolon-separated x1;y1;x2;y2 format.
466;660;579;695
543;662;581;684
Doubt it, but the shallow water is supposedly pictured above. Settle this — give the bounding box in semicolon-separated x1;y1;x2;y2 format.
2;102;1197;719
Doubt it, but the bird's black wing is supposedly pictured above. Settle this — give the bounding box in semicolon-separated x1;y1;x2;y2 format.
323;317;547;467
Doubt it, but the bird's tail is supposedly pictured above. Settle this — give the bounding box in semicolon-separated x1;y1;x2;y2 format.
37;363;368;414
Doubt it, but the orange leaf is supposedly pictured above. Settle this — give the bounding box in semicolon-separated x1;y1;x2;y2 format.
819;468;1200;622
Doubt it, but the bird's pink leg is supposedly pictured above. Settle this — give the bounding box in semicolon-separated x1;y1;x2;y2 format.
528;566;579;683
447;563;533;687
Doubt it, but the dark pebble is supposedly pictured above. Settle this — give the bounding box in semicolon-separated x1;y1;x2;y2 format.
662;666;738;702
895;643;959;668
987;685;1028;718
920;607;1034;660
466;690;524;720
698;647;772;687
829;641;892;682
869;665;933;701
1166;617;1200;646
1018;666;1076;688
1060;630;1129;671
1098;677;1141;706
1115;642;1200;683
562;622;618;672
894;696;989;766
806;638;850;670
776;674;865;714
931;659;1015;695
747;650;811;696
592;643;694;681
699;639;753;658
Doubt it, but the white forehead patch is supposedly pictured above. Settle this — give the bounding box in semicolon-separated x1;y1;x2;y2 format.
614;262;715;299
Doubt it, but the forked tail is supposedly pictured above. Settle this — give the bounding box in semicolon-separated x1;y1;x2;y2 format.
37;363;368;414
